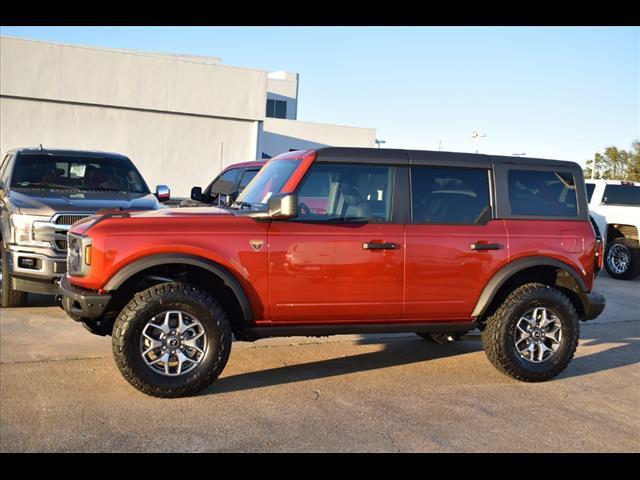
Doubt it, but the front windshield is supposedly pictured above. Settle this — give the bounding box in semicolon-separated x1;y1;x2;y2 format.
11;154;150;194
234;159;299;209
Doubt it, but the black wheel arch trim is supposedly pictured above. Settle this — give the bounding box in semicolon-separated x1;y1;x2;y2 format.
471;256;588;318
103;254;254;325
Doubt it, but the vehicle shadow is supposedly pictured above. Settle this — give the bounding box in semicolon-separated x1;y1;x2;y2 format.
562;335;640;379
203;331;639;396
204;336;482;396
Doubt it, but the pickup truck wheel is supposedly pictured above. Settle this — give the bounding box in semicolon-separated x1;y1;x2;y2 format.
481;283;579;382
112;282;232;398
1;243;28;308
415;332;463;344
604;238;640;280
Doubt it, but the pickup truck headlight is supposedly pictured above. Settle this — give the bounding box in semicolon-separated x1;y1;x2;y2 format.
9;214;52;247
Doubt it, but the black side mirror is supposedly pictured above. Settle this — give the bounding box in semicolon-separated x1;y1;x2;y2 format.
191;186;203;201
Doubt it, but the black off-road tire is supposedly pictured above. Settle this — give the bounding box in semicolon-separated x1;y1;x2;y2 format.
481;283;579;382
604;237;640;280
1;243;28;308
112;281;232;398
415;332;463;344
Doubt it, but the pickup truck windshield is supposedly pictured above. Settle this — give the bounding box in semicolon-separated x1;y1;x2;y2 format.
234;159;298;209
11;154;150;194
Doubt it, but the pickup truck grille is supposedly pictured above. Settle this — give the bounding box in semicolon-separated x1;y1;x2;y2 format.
54;214;91;250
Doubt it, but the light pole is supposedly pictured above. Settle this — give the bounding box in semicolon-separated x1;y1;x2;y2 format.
375;139;386;149
470;131;486;154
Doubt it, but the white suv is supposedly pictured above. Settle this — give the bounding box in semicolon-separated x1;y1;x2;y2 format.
585;179;640;280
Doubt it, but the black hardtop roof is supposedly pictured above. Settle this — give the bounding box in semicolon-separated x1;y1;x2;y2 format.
313;146;581;170
9;147;130;161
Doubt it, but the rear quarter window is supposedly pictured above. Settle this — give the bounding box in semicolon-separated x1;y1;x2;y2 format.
508;170;578;217
602;184;640;206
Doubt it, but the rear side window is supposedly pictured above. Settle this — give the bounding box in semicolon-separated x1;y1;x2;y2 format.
238;169;259;192
209;168;240;196
602;184;640;206
508;170;578;217
586;183;596;203
411;166;491;224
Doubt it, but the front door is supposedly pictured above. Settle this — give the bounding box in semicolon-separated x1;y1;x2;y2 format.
268;162;404;323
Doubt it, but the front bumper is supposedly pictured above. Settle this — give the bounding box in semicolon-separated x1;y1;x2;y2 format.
59;274;112;320
579;291;606;321
6;245;67;294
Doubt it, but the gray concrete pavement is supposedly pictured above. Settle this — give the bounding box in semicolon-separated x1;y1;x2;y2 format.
1;272;638;452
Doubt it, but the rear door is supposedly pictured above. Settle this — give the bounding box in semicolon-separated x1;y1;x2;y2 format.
268;160;406;323
404;152;508;320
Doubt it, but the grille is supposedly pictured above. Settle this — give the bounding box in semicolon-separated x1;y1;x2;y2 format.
54;214;91;250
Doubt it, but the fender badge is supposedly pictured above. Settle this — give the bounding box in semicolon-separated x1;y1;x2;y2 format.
249;239;265;252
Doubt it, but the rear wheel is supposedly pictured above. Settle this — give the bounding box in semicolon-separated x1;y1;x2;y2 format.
604;237;640;280
112;282;232;398
1;243;28;308
481;283;579;382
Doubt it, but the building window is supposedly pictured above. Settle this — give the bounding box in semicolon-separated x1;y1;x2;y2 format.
266;99;287;119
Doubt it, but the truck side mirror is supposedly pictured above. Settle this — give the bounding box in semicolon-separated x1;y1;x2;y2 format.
156;185;170;202
190;186;203;201
268;193;298;219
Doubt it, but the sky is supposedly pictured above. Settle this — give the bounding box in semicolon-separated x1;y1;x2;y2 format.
1;26;638;166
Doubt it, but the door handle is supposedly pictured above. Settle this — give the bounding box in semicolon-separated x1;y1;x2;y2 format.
362;242;397;250
469;242;501;251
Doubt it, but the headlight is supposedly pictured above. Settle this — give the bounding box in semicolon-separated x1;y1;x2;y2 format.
67;234;92;277
9;214;52;247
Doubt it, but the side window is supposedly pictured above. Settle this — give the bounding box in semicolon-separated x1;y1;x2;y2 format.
238;169;259;193
508;170;578;217
411;166;491;224
295;163;394;222
585;183;596;203
210;168;241;196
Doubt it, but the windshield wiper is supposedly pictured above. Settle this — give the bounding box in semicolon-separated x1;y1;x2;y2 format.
15;182;80;191
80;187;128;192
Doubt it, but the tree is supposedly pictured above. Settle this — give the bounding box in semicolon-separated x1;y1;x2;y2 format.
584;139;640;181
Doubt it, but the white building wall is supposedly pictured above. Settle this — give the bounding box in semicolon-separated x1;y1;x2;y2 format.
0;98;260;197
261;118;376;157
1;36;267;121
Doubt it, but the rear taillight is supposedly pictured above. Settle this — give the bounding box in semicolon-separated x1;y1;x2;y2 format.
595;237;604;272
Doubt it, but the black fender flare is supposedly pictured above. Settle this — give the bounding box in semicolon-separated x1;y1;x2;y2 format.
471;256;588;318
104;254;254;324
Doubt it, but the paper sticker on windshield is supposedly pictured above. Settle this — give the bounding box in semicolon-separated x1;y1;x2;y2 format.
70;164;86;178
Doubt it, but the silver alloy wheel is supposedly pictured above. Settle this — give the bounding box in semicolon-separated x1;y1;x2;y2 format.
607;244;631;274
514;307;562;363
140;310;208;376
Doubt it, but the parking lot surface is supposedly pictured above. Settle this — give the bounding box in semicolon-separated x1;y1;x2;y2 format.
1;272;638;452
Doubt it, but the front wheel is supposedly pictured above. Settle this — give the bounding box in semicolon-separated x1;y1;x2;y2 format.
112;282;232;398
1;242;28;308
481;283;579;382
604;238;640;280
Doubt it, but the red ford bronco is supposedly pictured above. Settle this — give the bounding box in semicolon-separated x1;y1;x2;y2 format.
60;148;605;397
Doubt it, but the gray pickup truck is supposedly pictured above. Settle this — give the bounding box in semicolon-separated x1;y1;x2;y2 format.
0;147;169;307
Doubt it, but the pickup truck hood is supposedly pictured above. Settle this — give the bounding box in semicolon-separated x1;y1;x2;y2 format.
9;189;161;217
